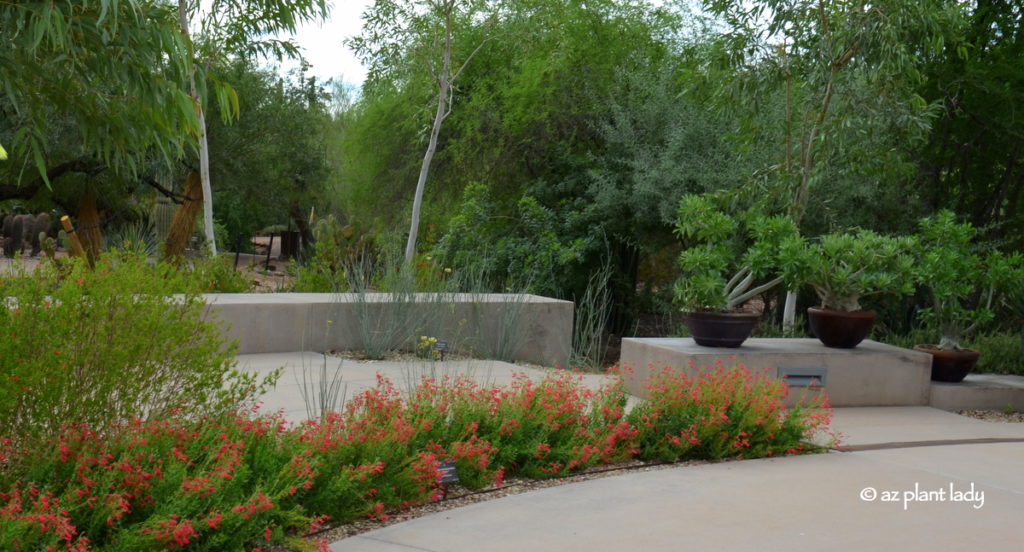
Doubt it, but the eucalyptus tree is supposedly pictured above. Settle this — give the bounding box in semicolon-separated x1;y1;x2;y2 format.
177;0;329;255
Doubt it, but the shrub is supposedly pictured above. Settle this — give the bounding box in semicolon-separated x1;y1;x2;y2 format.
626;361;833;462
0;252;255;465
186;255;252;293
0;365;833;550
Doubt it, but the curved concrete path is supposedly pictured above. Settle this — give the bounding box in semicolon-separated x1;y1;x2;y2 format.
234;354;1024;551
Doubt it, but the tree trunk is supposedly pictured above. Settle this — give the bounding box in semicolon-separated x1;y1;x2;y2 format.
163;172;204;261
288;196;316;258
404;75;450;263
179;0;217;256
76;192;103;263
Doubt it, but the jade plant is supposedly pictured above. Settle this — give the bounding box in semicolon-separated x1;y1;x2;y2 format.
778;229;916;312
914;211;1022;351
673;195;799;312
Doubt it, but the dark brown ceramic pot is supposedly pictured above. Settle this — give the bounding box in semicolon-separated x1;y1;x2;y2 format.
683;311;760;348
913;345;980;383
807;307;877;349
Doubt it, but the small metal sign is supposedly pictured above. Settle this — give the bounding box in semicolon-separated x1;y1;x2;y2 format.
438;460;459;483
435;340;449;361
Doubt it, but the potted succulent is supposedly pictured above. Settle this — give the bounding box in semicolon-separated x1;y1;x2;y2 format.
673;195;799;347
912;211;1021;382
779;229;916;348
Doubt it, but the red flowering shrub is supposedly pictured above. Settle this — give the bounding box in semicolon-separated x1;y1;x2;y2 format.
627;361;833;462
0;362;831;551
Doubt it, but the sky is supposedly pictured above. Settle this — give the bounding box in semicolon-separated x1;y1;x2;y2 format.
282;0;373;87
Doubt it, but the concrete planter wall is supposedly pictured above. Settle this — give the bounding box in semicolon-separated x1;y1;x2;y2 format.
202;293;573;368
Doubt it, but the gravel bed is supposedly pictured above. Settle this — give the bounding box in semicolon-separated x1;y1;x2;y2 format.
957;409;1024;423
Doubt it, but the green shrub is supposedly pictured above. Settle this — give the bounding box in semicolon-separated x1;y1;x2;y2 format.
0;366;834;550
627;362;833;461
965;332;1024;375
188;255;252;293
0;252;255;463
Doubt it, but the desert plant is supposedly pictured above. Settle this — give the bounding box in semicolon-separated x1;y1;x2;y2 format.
913;211;1021;350
0;252;261;462
104;221;159;257
778;229;916;311
571;257;613;370
673;195;799;312
5;213;24;257
626;362;834;462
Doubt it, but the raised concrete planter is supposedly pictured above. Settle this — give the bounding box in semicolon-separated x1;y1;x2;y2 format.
620;337;932;407
203;293;572;367
929;374;1024;412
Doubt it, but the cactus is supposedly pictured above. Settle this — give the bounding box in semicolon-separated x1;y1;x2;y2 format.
7;215;24;256
40;233;57;258
58;229;70;252
2;215;11;239
21;214;36;256
30;213;51;256
153;197;175;246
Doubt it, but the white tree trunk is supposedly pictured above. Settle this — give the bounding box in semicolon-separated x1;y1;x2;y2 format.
197;107;217;255
404;80;449;262
783;290;797;331
179;0;217;256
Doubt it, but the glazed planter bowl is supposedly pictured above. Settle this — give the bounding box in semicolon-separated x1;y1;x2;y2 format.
683;311;760;348
914;345;980;383
807;307;877;349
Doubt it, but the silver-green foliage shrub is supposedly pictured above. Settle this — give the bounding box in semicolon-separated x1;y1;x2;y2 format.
0;252;252;459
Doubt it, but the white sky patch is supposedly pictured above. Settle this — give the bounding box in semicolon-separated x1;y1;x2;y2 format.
280;0;372;87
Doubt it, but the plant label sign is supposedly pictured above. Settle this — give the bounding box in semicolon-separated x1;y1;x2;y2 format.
438;460;459;483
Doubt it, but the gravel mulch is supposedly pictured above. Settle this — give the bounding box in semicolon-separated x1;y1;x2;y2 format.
957;409;1024;423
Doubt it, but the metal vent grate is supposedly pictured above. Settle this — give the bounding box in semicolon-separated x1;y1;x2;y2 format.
778;367;827;387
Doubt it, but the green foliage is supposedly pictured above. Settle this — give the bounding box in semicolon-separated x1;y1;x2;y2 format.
0;252;251;457
188;255;253;293
104;221;159;257
916;1;1024;248
206;59;333;245
1;363;834;550
435;183;584;295
970;332;1024;375
914;210;1002;350
293;215;373;293
673;195;798;311
1;0;197;181
879;328;1024;376
779;229;916;311
699;0;963;233
627;362;833;461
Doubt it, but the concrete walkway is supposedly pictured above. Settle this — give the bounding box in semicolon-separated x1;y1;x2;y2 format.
235;353;1024;551
236;352;621;423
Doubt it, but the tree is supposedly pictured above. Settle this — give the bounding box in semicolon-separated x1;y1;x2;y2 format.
916;1;1024;247
176;0;328;255
204;59;332;250
698;0;966;325
350;0;493;263
1;1;197;190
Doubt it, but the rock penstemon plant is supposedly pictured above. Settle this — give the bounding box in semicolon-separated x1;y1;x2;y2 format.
1;366;831;550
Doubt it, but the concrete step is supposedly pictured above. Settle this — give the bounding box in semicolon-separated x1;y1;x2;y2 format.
930;374;1024;412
